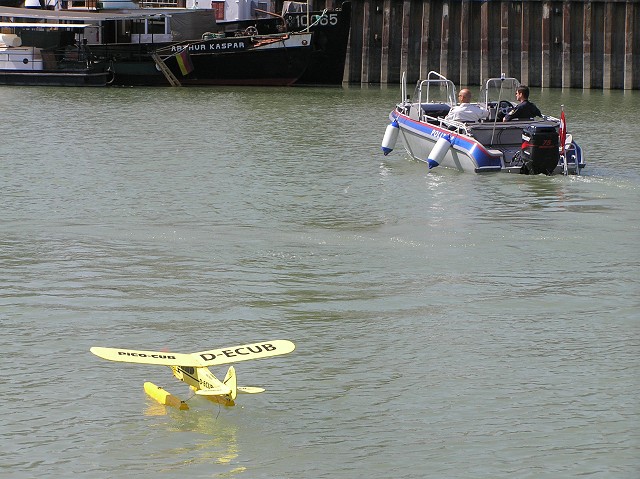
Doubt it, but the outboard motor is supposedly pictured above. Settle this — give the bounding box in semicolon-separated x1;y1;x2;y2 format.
520;122;560;175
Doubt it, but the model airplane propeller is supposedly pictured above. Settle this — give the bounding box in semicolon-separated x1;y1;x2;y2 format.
90;340;295;410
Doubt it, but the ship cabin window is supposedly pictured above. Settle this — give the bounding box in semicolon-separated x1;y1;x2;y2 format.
124;19;145;35
147;18;167;35
120;18;168;36
251;2;269;18
211;1;225;20
68;0;93;8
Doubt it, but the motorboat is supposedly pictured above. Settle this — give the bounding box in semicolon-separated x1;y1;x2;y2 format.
381;71;585;175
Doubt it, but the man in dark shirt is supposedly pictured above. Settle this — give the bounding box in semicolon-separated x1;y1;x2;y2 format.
503;86;542;121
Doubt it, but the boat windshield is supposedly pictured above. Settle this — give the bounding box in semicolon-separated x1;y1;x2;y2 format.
480;77;521;104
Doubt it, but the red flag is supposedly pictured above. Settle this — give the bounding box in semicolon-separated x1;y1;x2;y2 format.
176;48;194;76
559;109;567;154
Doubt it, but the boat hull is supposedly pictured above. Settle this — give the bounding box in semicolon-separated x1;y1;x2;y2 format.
217;1;352;85
0;69;108;86
394;113;503;173
284;1;351;85
0;41;109;86
95;34;312;87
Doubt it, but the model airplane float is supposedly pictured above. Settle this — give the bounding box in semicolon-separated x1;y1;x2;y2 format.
90;340;295;410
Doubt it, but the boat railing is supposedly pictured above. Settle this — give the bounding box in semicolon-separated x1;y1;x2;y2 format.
437;118;470;136
411;103;471;136
415;71;457;107
426;70;451;83
139;0;180;7
57;43;99;69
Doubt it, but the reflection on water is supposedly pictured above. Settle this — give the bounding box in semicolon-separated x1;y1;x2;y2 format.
143;398;245;474
144;402;172;417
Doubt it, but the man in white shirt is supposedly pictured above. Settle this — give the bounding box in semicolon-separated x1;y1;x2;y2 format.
445;89;488;122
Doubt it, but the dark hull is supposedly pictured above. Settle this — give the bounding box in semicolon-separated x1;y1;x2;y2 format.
93;37;311;87
0;70;108;86
219;1;352;85
285;2;351;85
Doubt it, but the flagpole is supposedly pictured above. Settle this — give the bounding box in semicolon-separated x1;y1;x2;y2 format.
560;104;568;175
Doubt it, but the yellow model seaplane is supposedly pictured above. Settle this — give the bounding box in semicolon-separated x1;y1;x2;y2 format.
90;340;295;410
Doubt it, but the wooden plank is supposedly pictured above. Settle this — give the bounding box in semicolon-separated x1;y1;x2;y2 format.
603;1;613;89
583;1;591;89
419;0;430;79
480;0;489;82
380;0;390;84
541;1;551;88
400;0;411;81
361;0;371;83
521;0;530;85
500;1;509;76
562;1;571;88
459;0;469;86
439;1;449;77
624;1;634;90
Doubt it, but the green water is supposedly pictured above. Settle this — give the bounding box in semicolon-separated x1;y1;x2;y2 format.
1;85;638;478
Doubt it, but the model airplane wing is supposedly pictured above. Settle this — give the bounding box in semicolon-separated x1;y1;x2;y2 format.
193;339;295;366
90;346;204;367
91;339;295;368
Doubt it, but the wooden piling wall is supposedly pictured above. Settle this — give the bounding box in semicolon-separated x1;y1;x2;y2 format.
335;0;640;89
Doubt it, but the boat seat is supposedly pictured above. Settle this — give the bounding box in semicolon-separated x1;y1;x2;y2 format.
420;103;451;118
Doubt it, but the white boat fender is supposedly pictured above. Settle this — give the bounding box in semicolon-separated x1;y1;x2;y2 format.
381;119;399;156
427;135;452;169
0;34;22;47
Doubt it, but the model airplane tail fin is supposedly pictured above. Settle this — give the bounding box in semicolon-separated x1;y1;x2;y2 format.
223;366;238;401
222;366;265;395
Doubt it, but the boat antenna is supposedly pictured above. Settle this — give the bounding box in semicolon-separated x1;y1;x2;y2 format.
490;72;506;146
